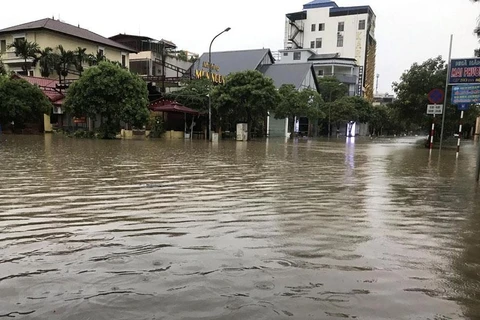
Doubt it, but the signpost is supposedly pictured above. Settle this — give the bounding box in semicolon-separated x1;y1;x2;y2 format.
426;89;445;151
426;104;443;150
455;104;470;158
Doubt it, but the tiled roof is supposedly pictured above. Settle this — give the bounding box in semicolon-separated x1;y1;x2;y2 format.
0;18;135;52
16;75;65;104
259;63;316;90
191;49;274;76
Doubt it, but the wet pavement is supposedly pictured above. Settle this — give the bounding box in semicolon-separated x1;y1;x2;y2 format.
1;134;480;319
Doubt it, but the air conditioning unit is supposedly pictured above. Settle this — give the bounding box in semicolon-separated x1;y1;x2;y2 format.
53;106;63;114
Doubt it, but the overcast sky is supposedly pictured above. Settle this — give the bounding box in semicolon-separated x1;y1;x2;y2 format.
2;0;479;93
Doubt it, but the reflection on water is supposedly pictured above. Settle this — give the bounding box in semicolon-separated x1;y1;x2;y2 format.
1;135;480;319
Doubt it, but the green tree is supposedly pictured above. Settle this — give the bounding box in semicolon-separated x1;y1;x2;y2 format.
318;76;348;102
274;84;324;137
328;96;358;133
176;50;189;62
0;58;6;75
38;47;56;77
64;61;149;139
7;39;40;74
392;56;446;130
87;51;106;66
73;47;88;75
212;70;279;139
0;76;51;127
54;45;75;80
166;78;211;113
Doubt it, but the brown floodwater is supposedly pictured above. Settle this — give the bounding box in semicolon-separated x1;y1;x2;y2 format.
1;134;480;319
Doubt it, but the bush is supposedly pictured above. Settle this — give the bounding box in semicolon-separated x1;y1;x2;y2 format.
148;114;165;138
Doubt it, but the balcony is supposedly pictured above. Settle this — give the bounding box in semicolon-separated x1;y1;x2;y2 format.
319;73;357;84
335;74;357;84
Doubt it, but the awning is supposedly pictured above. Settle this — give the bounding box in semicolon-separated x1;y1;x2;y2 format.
149;99;200;115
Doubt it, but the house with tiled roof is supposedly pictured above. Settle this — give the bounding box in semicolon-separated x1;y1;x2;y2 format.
0;18;135;77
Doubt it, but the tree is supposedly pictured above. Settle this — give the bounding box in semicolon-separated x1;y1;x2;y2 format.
328;96;358;132
274;84;324;137
392;56;446;130
87;51;106;66
54;45;75;81
165;78;211;113
212;70;279;139
176;50;189;62
73;47;88;75
7;39;40;74
38;47;56;77
0;58;6;76
318;76;348;102
64;61;149;139
0;76;51;128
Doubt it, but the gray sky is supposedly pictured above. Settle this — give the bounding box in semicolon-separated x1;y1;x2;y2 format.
2;0;480;94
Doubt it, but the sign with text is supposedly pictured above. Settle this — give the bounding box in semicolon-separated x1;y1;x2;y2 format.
452;84;480;104
449;58;480;84
426;104;443;115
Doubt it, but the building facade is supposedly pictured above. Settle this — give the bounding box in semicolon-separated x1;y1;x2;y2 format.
0;18;134;77
284;0;376;101
190;49;320;137
109;34;194;93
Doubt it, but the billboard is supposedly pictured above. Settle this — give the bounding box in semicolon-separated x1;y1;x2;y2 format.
451;84;480;104
449;58;480;84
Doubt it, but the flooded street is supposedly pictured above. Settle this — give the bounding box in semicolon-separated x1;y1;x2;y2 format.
1;135;480;319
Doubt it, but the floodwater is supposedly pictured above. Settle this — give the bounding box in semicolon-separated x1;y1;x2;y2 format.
1;135;480;320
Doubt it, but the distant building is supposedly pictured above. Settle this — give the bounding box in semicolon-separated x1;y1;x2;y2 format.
278;49;358;96
283;0;376;101
0;18;134;77
373;93;395;106
109;34;194;93
190;49;320;137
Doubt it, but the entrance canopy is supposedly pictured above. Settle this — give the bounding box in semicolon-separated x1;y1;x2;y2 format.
149;99;200;116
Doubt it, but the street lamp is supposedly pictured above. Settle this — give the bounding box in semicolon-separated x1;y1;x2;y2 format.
208;27;231;141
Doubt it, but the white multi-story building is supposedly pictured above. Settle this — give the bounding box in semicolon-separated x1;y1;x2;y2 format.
282;0;376;101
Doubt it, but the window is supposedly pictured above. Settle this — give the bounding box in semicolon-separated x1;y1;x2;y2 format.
310;41;315;49
319;23;325;31
121;54;126;68
98;46;105;58
0;40;6;53
315;38;322;48
311;24;316;32
318;69;324;76
337;34;344;47
359;19;366;30
283;52;289;56
293;52;301;60
338;22;345;32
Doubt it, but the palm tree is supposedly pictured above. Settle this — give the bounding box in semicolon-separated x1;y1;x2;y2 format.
87;50;106;66
37;47;56;77
73;47;87;75
7;39;40;75
55;45;75;81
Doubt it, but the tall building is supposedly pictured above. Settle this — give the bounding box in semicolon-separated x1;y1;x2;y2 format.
283;0;376;101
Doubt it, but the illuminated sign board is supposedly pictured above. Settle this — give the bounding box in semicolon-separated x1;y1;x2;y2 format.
449;58;480;84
